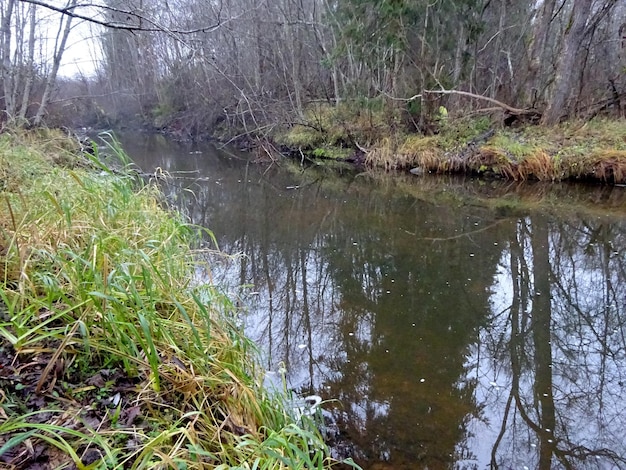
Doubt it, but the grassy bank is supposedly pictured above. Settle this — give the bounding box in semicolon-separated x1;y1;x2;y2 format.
275;102;626;184
0;129;354;469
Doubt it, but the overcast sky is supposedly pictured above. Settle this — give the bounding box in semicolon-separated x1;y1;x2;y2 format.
58;16;101;77
35;0;101;78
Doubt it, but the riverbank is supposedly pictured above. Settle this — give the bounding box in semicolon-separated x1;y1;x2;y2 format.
269;104;626;184
0;129;355;469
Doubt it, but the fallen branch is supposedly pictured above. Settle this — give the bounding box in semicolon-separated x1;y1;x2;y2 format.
423;89;539;116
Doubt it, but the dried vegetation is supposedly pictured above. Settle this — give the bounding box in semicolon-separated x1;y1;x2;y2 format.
363;117;626;184
0;129;354;470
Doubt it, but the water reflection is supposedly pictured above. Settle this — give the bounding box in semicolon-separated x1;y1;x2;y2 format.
121;134;626;469
469;216;626;469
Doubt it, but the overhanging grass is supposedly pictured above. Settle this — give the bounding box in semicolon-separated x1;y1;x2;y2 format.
0;129;356;469
275;102;626;183
370;118;626;183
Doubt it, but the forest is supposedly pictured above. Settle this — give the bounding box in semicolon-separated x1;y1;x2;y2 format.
1;0;626;150
3;2;626;468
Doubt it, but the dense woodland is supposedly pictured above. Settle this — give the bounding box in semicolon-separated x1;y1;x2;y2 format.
1;0;626;140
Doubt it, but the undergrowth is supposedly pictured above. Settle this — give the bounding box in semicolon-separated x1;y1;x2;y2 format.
0;129;358;469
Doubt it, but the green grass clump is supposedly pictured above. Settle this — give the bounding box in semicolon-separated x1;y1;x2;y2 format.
0;129;356;469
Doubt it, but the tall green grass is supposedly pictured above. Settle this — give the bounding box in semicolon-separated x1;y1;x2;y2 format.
0;129;358;469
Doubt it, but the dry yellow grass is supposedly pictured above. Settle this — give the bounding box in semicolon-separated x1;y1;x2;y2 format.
368;135;447;172
517;150;557;181
362;118;626;184
587;150;626;183
1;129;344;470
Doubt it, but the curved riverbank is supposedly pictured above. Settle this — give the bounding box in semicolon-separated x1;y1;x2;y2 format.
268;107;626;185
0;129;356;469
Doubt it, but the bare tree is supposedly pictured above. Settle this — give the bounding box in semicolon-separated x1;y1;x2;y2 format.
33;0;78;125
1;0;17;121
5;0;624;132
542;0;594;125
18;3;36;121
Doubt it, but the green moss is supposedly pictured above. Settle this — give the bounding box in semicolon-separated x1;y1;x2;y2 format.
281;125;326;148
486;133;538;160
398;135;439;154
275;99;400;151
436;116;493;150
311;146;352;159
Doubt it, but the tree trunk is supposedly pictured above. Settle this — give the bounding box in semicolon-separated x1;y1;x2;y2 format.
19;4;36;121
33;0;77;126
1;0;16;120
489;3;505;99
525;0;557;108
541;0;593;125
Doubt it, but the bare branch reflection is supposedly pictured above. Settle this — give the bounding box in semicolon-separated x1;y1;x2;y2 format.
122;134;626;469
476;216;626;469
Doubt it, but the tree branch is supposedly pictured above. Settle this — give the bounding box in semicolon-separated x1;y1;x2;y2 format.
423;89;540;115
17;0;229;34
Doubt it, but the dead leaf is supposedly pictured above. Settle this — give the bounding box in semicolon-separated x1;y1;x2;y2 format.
121;405;141;426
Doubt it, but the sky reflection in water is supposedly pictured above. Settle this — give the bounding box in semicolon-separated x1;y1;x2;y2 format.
122;134;626;470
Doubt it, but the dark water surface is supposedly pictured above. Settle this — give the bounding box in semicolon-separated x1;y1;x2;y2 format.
120;134;626;470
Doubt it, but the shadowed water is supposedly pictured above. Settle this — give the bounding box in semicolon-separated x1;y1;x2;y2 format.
120;133;626;470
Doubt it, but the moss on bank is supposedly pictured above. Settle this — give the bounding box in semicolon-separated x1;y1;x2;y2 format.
275;102;626;184
398;119;626;183
0;129;356;469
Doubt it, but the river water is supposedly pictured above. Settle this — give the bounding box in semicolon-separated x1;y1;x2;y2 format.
119;133;626;470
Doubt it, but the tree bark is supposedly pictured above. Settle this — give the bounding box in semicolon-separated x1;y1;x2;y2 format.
525;0;557;108
1;0;16;120
19;4;36;121
541;0;593;125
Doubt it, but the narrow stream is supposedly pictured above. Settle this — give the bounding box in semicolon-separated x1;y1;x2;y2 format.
120;133;626;470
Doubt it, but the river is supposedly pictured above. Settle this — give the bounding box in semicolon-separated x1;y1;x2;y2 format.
118;133;626;470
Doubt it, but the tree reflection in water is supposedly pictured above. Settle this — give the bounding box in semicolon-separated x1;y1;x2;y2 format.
123;134;626;469
471;215;626;470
